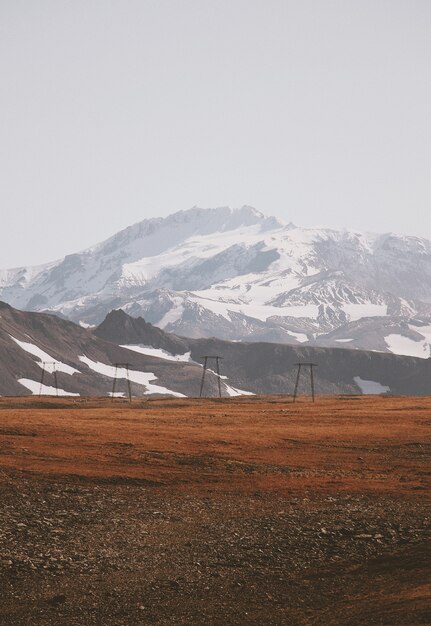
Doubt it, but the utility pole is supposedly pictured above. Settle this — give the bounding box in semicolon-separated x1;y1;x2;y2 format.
39;362;59;397
292;362;317;402
111;363;132;402
199;356;223;398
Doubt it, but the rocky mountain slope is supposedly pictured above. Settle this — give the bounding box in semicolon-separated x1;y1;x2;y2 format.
314;316;431;358
94;309;431;397
2;302;431;396
0;302;221;398
1;206;431;356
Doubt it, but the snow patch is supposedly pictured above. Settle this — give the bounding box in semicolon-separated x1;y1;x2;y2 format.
353;376;390;395
224;384;255;397
9;335;79;375
121;345;192;362
78;356;185;397
79;321;94;329
18;378;80;396
286;331;308;343
384;334;430;358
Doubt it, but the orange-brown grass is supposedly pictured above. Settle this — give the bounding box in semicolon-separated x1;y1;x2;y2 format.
1;395;429;497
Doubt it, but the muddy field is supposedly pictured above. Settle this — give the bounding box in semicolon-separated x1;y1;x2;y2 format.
0;395;430;625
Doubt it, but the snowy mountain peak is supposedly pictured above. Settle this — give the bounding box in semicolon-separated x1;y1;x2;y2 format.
94;206;284;259
155;205;284;232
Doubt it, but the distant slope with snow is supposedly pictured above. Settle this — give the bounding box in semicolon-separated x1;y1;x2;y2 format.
2;302;431;397
314;316;431;358
93;309;431;397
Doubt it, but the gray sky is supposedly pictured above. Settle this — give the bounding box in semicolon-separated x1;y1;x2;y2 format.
1;0;431;267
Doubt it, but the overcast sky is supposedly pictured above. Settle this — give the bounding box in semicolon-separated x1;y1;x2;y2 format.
1;0;431;267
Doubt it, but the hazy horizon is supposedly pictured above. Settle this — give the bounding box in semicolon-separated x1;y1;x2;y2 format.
1;0;431;266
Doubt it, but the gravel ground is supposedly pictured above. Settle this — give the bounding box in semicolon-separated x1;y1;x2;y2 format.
1;473;430;625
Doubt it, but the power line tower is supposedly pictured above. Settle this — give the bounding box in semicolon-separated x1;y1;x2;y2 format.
199;355;223;398
292;362;317;403
111;363;132;402
39;362;59;397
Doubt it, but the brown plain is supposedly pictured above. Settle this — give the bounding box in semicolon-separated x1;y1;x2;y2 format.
0;395;430;625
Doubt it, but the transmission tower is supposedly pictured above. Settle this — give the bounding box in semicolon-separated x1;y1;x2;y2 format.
111;363;132;402
292;362;317;402
199;355;223;398
39;362;59;397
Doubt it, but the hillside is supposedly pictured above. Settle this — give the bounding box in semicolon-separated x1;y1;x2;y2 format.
2;301;431;397
0;302;219;398
95;309;431;396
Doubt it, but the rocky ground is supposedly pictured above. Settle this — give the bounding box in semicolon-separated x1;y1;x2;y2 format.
0;396;430;625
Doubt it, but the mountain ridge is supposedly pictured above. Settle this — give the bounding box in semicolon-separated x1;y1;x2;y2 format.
2;301;431;397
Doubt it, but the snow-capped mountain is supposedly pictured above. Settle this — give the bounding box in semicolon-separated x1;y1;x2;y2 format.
2;205;431;356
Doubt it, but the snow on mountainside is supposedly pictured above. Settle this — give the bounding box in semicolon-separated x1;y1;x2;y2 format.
93;309;431;396
4;301;431;397
0;302;222;397
1;205;431;356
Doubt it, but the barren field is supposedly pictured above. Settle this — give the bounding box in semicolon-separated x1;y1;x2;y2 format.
0;395;430;625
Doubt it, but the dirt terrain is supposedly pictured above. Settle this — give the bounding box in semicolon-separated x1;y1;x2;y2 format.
0;395;430;625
